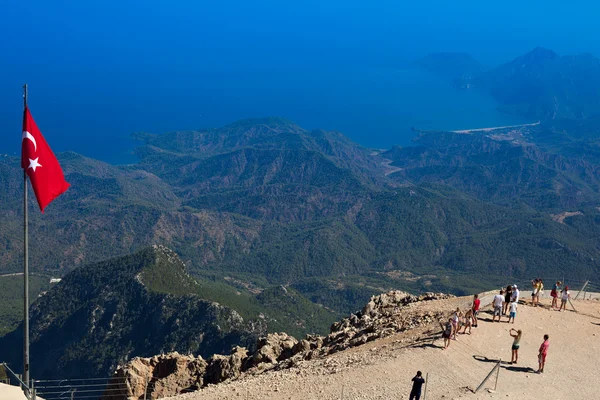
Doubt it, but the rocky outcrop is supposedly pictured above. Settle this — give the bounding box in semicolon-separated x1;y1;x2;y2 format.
320;291;452;354
245;332;298;368
102;352;206;400
204;346;247;385
105;291;453;399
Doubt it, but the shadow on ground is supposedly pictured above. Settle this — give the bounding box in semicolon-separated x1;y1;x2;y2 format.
503;366;536;373
473;355;536;373
472;355;504;364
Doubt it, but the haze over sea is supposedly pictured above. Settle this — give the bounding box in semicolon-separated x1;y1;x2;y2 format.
0;65;527;164
2;0;598;164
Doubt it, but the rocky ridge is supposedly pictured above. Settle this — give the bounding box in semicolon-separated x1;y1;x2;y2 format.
104;291;453;399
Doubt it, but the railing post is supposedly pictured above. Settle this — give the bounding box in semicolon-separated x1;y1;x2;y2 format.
144;376;149;400
494;359;501;390
574;280;589;300
475;360;501;393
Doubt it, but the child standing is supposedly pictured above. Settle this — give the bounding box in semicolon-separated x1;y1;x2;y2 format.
508;301;517;323
559;286;570;311
451;308;462;339
537;334;550;373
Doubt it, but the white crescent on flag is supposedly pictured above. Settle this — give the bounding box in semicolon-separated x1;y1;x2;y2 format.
22;130;37;152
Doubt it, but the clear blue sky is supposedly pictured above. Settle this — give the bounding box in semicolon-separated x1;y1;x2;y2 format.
1;0;599;162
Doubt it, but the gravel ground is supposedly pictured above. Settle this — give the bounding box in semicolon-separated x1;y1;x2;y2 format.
167;296;600;400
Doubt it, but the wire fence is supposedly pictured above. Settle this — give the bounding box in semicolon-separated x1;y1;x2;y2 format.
32;375;202;400
33;377;127;400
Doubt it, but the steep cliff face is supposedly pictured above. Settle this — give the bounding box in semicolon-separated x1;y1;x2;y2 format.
0;246;266;379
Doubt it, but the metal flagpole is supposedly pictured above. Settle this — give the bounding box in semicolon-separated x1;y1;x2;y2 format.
23;83;30;393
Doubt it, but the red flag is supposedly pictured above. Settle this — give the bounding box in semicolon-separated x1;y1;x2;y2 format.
21;107;70;212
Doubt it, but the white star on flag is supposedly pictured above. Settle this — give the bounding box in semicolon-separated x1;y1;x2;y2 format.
28;157;42;172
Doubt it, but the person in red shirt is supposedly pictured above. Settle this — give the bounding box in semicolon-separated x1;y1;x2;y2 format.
472;294;481;327
537;334;550;373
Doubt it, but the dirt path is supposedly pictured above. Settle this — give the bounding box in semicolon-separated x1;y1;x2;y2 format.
168;297;600;400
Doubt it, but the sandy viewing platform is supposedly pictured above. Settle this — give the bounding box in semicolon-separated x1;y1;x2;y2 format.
168;295;600;400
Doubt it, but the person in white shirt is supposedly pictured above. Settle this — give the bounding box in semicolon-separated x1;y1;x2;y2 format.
508;301;517;323
493;290;504;322
559;286;570;311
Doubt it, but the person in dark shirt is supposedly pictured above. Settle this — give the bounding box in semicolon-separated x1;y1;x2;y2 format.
410;370;426;400
503;285;513;315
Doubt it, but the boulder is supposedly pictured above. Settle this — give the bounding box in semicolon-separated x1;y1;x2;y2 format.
102;352;206;400
245;333;298;368
204;346;248;385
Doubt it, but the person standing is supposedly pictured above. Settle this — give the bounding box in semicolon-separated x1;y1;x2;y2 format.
550;281;561;309
559;286;570;311
511;284;520;303
537;334;550;373
493;290;504;322
472;294;481;327
409;371;426;400
508;301;517;323
509;328;522;364
531;279;538;306
439;318;453;349
462;309;474;334
451;308;462;339
503;285;513;315
536;279;544;307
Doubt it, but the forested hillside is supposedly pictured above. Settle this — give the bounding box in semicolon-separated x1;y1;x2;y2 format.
0;246;339;379
1;116;600;329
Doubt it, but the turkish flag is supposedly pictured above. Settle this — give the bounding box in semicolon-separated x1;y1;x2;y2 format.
21;107;70;212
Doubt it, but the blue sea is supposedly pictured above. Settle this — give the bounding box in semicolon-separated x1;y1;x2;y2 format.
0;67;527;165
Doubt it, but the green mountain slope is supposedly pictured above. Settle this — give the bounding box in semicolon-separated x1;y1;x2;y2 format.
0;246;337;379
0;274;56;336
383;125;600;211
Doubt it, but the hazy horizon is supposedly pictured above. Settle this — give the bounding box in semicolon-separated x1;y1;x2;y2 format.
2;1;599;163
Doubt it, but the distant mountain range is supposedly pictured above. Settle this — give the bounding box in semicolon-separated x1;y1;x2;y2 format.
2;68;600;379
416;47;600;120
0;107;600;378
1;116;599;297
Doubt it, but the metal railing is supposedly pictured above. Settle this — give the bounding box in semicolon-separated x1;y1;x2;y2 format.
33;377;128;400
475;359;501;393
32;375;202;400
1;362;36;399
